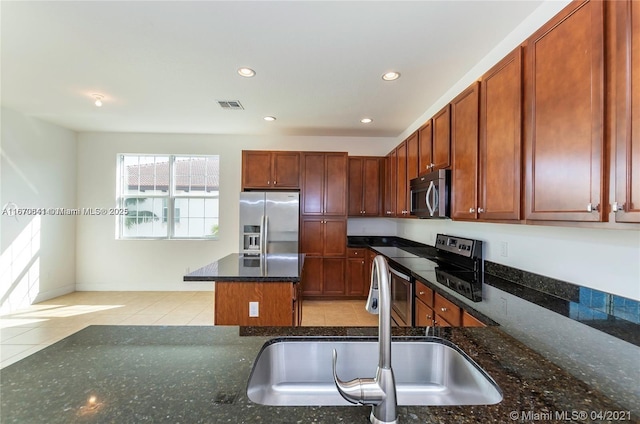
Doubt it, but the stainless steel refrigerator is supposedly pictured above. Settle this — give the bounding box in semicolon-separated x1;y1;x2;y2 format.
239;192;299;255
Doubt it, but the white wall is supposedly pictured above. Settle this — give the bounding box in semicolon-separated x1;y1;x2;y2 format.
75;132;397;291
396;219;640;301
1;108;77;312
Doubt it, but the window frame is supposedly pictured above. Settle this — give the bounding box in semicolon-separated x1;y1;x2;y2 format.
116;154;220;240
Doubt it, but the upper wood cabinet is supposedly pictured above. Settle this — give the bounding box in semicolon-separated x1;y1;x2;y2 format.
524;0;605;222
395;140;409;217
419;109;451;175
383;149;397;217
432;105;452;171
242;151;300;190
348;157;382;216
301;152;348;216
612;0;640;223
478;46;523;221
451;82;481;220
407;132;419;182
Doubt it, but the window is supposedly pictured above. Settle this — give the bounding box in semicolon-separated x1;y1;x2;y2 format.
117;154;219;239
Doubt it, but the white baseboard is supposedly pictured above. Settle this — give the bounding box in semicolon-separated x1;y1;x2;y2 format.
32;284;76;303
74;282;215;291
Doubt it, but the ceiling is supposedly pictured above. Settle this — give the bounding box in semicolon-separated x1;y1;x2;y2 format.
1;1;544;137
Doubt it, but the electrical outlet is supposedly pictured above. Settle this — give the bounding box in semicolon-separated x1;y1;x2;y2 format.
249;302;259;317
500;242;508;257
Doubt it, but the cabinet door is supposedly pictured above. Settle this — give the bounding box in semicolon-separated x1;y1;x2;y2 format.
301;257;323;296
323;258;346;295
407;131;419;182
415;299;434;327
395;141;408;216
479;47;523;221
432;105;451;170
362;157;381;216
524;0;605;221
301;152;325;215
300;218;323;256
324;153;348;216
613;0;640;223
451;82;480;220
418;120;433;174
347;257;367;296
385;150;397;216
242;151;272;189
323;218;347;257
348;157;364;216
273;152;300;188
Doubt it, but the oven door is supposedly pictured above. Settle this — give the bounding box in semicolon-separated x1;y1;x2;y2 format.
390;266;413;327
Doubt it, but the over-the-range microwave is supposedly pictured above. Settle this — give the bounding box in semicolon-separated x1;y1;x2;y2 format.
409;169;451;219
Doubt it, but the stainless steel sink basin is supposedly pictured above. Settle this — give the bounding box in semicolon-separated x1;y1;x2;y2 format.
246;337;502;406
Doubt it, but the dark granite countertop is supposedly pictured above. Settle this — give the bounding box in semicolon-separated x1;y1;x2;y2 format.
183;253;305;282
1;325;636;423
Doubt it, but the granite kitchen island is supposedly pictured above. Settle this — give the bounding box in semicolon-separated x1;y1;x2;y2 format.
184;253;305;326
1;324;636;423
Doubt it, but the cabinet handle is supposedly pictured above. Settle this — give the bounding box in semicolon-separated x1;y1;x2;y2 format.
362;261;365;264
273;180;277;185
587;203;600;212
419;291;425;295
440;307;448;312
426;314;432;320
478;208;484;213
430;163;435;169
612;202;623;213
267;180;270;185
469;208;475;213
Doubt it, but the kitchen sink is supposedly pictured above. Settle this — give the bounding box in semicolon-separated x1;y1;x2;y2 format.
246;337;502;406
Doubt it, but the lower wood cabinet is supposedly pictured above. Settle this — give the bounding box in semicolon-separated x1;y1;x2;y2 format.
301;257;346;297
414;279;485;328
215;281;300;326
346;248;369;297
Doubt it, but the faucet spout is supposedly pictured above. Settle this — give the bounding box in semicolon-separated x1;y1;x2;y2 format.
332;255;398;424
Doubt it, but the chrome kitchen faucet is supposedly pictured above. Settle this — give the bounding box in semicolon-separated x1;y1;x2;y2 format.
332;255;398;424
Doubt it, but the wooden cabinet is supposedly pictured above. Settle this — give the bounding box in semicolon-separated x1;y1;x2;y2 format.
451;82;481;220
348;157;382;216
414;298;434;327
413;279;484;328
396;140;409;217
301;152;348;216
478;47;523;221
301;257;346;297
612;0;640;223
524;0;605;222
407;132;419;183
383;150;397;216
300;217;346;297
242;150;300;190
300;217;346;257
419;109;451;175
215;281;299;326
432;105;452;171
347;248;368;296
434;293;462;326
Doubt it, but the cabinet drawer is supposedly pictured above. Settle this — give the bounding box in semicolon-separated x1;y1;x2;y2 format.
434;293;461;326
462;311;485;327
348;248;367;258
414;299;434;326
415;280;434;307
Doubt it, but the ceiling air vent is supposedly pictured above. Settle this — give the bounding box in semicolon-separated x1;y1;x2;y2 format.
217;100;244;110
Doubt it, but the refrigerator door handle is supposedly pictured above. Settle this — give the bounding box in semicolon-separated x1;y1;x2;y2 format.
262;214;269;254
260;215;266;254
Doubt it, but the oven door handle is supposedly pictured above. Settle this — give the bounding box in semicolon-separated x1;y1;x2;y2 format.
389;267;410;281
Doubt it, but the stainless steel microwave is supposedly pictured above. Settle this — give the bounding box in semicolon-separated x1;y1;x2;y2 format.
410;169;451;219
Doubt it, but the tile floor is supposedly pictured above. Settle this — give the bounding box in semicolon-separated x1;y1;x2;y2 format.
0;291;376;369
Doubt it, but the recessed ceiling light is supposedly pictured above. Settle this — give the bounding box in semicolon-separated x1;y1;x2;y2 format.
238;67;256;78
360;118;373;124
91;93;104;107
382;71;401;81
264;116;276;121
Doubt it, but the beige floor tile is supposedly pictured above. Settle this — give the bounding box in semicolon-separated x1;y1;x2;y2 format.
188;312;214;326
154;313;198;326
117;314;164;325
